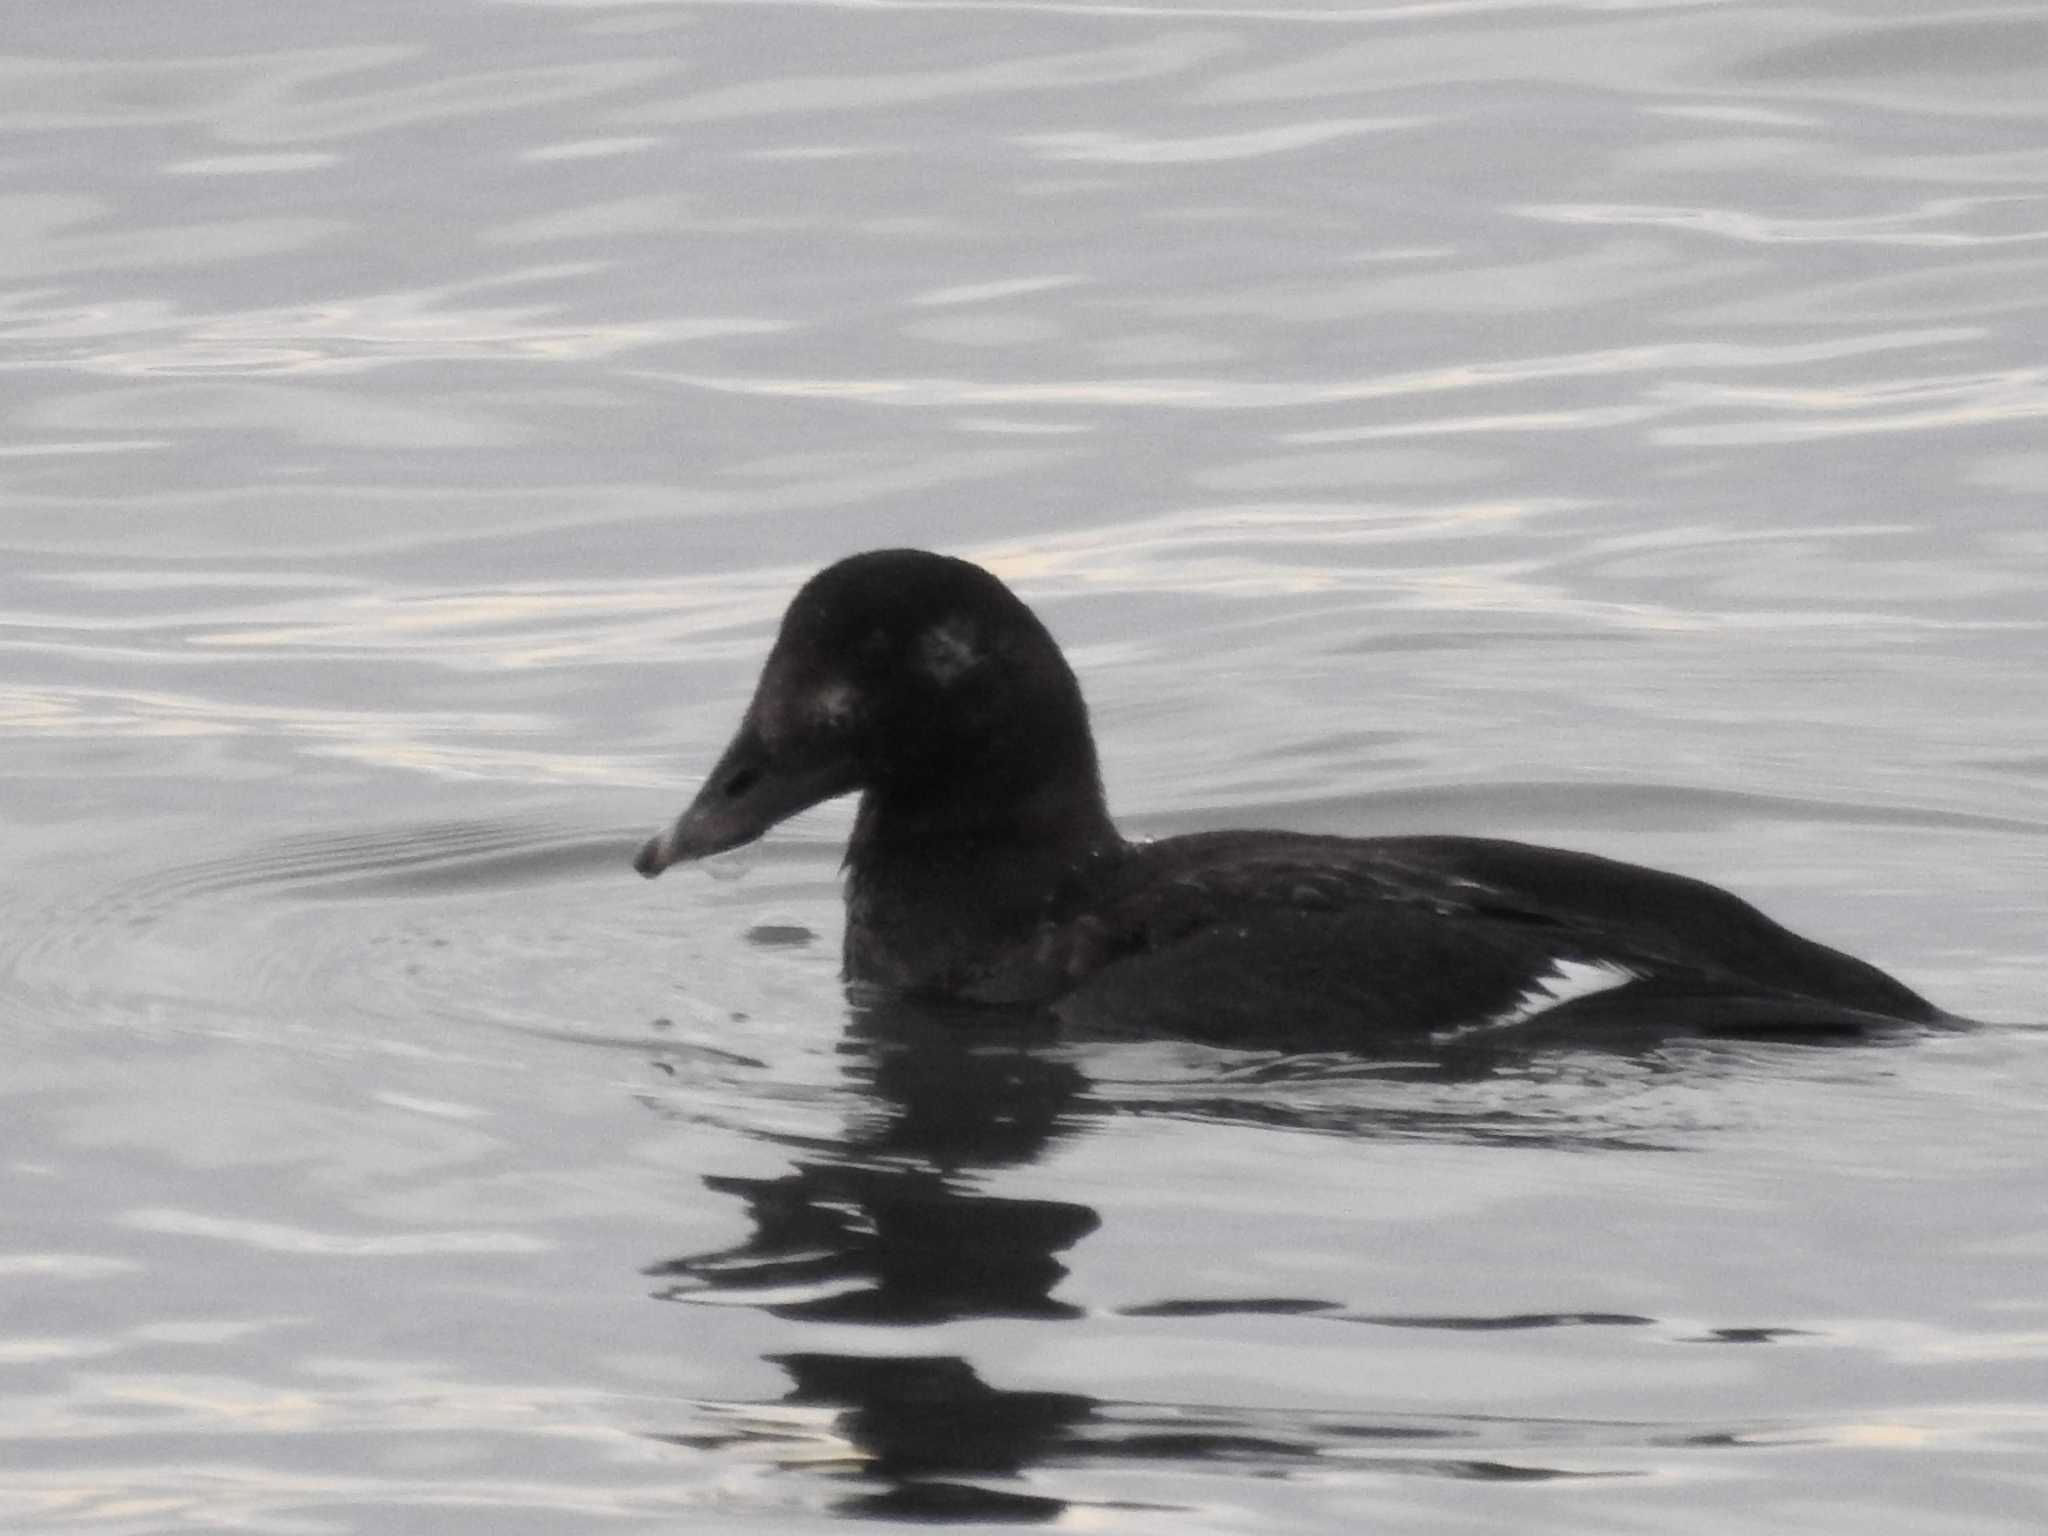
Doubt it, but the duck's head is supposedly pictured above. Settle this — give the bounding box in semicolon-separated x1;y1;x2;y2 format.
634;549;1109;877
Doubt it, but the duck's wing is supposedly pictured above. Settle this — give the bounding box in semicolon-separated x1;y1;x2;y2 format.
1038;833;1938;1045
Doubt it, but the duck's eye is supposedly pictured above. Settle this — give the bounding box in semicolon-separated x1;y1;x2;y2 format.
858;627;892;662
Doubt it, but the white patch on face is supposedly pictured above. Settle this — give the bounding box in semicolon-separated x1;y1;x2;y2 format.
916;618;981;685
808;681;859;730
1448;958;1640;1037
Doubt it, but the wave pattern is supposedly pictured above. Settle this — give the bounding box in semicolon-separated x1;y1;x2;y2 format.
6;2;2048;1532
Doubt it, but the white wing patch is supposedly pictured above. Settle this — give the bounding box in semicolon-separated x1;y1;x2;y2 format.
1456;957;1640;1036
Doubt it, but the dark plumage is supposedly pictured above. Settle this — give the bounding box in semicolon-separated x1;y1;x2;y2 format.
635;550;1946;1043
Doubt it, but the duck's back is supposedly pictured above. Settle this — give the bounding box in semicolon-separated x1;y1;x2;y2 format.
1025;832;1941;1043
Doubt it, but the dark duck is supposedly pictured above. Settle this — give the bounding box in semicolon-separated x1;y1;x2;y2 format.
634;550;1946;1043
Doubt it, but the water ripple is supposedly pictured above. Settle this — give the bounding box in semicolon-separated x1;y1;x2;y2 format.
626;32;1238;123
649;327;1981;410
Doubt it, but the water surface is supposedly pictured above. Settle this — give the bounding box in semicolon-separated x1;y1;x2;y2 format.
4;1;2046;1529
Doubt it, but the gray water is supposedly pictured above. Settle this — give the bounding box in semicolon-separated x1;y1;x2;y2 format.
4;1;2046;1529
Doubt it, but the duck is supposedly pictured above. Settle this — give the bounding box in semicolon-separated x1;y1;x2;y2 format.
634;549;1945;1043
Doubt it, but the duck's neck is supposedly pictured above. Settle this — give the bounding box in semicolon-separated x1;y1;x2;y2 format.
842;768;1122;995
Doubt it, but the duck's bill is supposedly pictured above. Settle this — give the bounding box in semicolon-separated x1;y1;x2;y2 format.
633;720;856;878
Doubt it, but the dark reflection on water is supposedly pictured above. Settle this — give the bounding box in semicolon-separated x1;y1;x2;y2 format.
646;999;1100;1516
646;999;1097;1324
674;1350;1656;1523
643;988;1941;1517
761;1355;1095;1523
650;1164;1097;1324
643;990;1742;1323
738;1352;1634;1523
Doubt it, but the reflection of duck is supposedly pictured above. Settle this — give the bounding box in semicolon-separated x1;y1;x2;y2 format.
680;1346;1642;1519
637;550;1949;1044
647;1160;1096;1323
646;996;1096;1323
767;1353;1084;1521
644;962;1761;1511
